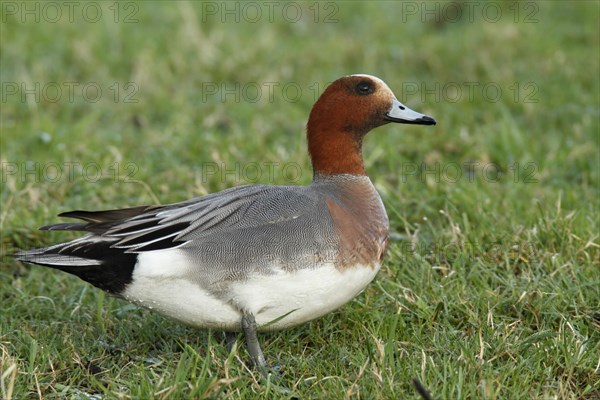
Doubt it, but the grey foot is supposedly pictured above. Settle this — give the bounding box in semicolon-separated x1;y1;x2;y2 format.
241;313;267;370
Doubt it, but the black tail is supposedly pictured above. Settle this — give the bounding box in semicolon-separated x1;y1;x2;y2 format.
14;205;156;294
16;237;138;295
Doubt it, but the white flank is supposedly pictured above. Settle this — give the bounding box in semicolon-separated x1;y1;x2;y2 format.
123;249;241;330
230;263;380;330
123;248;381;332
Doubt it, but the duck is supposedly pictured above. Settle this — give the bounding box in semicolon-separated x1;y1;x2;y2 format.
16;74;436;370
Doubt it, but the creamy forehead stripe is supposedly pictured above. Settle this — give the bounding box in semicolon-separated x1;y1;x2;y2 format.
349;74;386;86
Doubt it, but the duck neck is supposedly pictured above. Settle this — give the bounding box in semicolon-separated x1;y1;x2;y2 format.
307;124;367;178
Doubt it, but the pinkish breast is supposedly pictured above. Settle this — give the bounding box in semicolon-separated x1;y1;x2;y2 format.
314;174;389;270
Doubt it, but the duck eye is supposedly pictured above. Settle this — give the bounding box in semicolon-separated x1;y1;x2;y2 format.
356;81;374;95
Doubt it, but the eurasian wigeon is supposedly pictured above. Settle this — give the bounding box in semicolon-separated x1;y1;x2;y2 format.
17;74;435;369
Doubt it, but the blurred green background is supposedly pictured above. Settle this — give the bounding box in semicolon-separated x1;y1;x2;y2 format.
1;1;598;399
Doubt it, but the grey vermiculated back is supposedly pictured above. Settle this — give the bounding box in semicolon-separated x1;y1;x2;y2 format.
140;174;387;288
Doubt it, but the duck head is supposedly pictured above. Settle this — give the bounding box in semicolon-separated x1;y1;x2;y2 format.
307;74;436;176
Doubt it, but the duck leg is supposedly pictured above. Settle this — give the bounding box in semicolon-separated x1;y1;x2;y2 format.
224;331;237;353
241;313;267;369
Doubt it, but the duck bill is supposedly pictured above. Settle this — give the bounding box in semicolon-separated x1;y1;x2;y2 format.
385;98;436;125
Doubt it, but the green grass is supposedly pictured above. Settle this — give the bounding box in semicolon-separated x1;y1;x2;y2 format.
1;1;599;399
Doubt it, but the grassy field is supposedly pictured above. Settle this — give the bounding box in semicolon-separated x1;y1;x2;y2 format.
1;1;599;399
